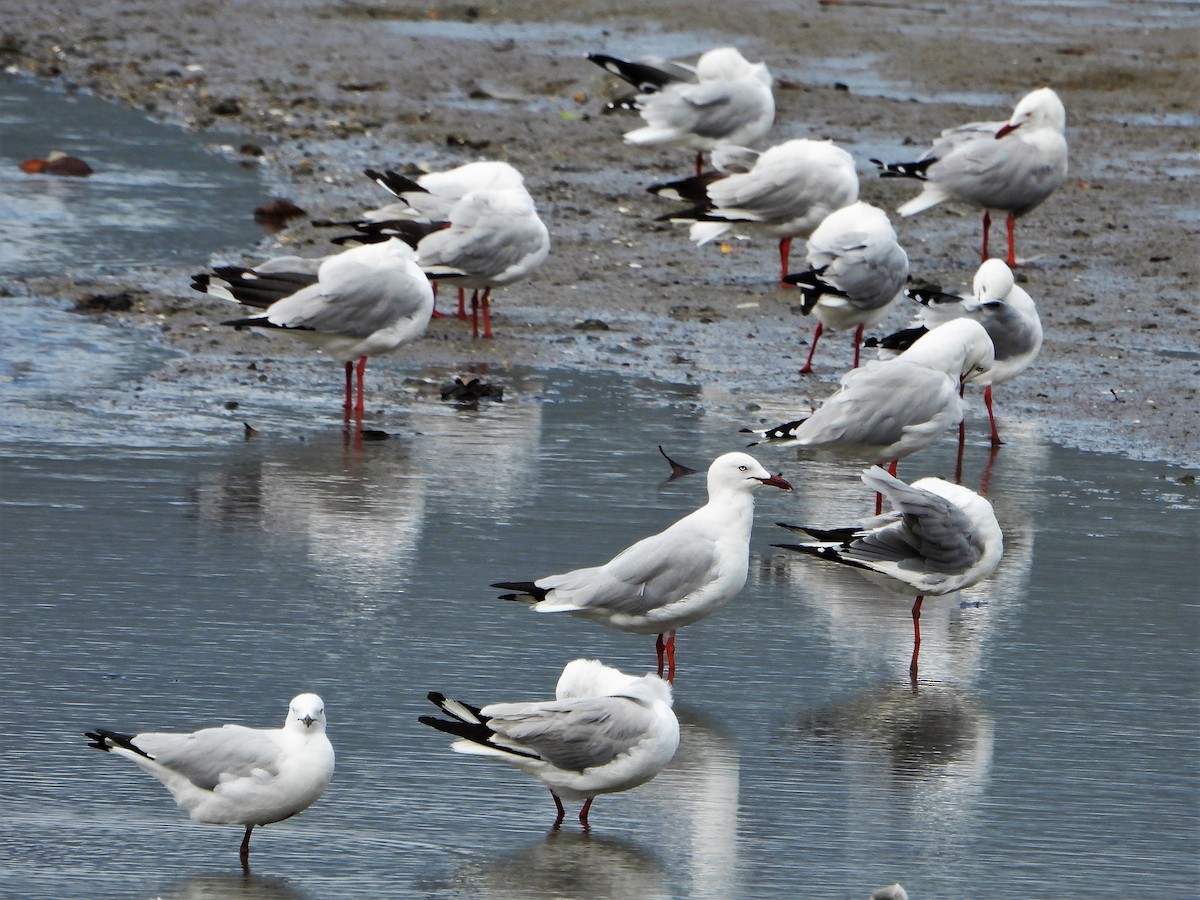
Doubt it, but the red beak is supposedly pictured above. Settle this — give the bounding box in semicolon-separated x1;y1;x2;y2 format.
995;122;1020;139
757;474;794;491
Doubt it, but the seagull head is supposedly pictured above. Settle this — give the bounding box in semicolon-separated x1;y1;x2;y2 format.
996;86;1065;138
708;452;794;494
287;693;327;732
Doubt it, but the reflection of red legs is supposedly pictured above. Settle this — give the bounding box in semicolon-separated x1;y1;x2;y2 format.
985;385;1004;446
550;792;565;829
799;321;823;375
481;288;493;339
980;210;991;261
579;797;594;830
1005;213;1017;267
343;361;354;418
978;443;1000;497
908;595;924;679
777;236;793;284
655;631;677;682
239;824;254;872
470;290;480;338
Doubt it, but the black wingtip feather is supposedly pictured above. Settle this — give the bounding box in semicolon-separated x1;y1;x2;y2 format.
491;581;548;602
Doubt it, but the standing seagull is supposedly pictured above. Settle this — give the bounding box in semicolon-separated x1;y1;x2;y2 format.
743;319;995;478
193;238;434;418
781;201;909;374
84;694;335;870
872;259;1042;446
493;452;793;681
337;188;550;339
315;162;528;320
774;466;1003;678
872;87;1068;267
420;658;679;829
589;46;775;176
649;139;859;283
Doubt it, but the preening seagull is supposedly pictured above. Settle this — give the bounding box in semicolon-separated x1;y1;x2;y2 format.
774;466;1003;678
85;694;335;869
420;658;680;829
649;138;859;283
493;452;793;681
589;46;775;175
781;200;909;374
872;87;1068;266
870;258;1042;446
192;238;434;417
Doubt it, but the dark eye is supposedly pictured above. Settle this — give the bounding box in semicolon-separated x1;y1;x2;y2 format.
738;465;748;471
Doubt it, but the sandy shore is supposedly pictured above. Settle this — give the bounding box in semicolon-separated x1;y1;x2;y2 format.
3;0;1197;468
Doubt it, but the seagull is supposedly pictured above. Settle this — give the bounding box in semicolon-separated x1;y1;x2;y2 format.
493;452;793;681
780;201;909;375
84;694;335;870
420;658;679;829
742;318;995;477
649;138;859;283
870;258;1042;446
334;188;550;340
774;466;1003;678
192;238;434;417
315;162;529;319
871;87;1068;266
588;46;775;176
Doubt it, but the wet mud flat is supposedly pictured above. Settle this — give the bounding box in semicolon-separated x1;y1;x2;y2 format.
2;0;1197;468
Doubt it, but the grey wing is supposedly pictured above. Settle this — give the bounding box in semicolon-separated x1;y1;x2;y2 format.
860;469;983;573
931;132;1063;212
978;301;1040;362
542;526;719;616
681;78;769;140
484;696;657;771
418;210;547;282
135;726;282;790
267;258;420;337
816;232;908;310
795;362;955;448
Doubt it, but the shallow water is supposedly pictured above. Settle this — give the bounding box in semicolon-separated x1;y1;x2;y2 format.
0;75;264;274
1;78;1197;900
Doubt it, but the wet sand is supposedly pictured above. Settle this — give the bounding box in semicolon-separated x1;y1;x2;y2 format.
3;0;1197;467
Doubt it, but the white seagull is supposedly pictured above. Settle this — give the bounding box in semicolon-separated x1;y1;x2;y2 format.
872;87;1068;267
420;658;680;829
743;318;995;475
316;161;529;320
872;258;1043;446
192;238;434;417
493;452;793;681
774;466;1003;677
85;694;335;869
649;138;859;283
339;188;550;339
781;201;910;374
589;46;775;176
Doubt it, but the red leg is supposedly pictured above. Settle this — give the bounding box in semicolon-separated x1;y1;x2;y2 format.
239;824;253;871
981;210;991;261
876;459;898;514
430;281;446;319
655;633;666;678
909;595;924;679
481;288;493;339
470;290;480;339
799;321;823;375
579;797;594;829
354;357;367;417
1005;213;1017;267
664;630;677;683
778;236;793;283
457;287;467;320
343;361;354;417
694;150;704;177
851;323;864;368
550;791;565;829
984;384;1004;446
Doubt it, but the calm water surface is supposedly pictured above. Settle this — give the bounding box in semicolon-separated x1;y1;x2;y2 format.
0;79;1197;900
